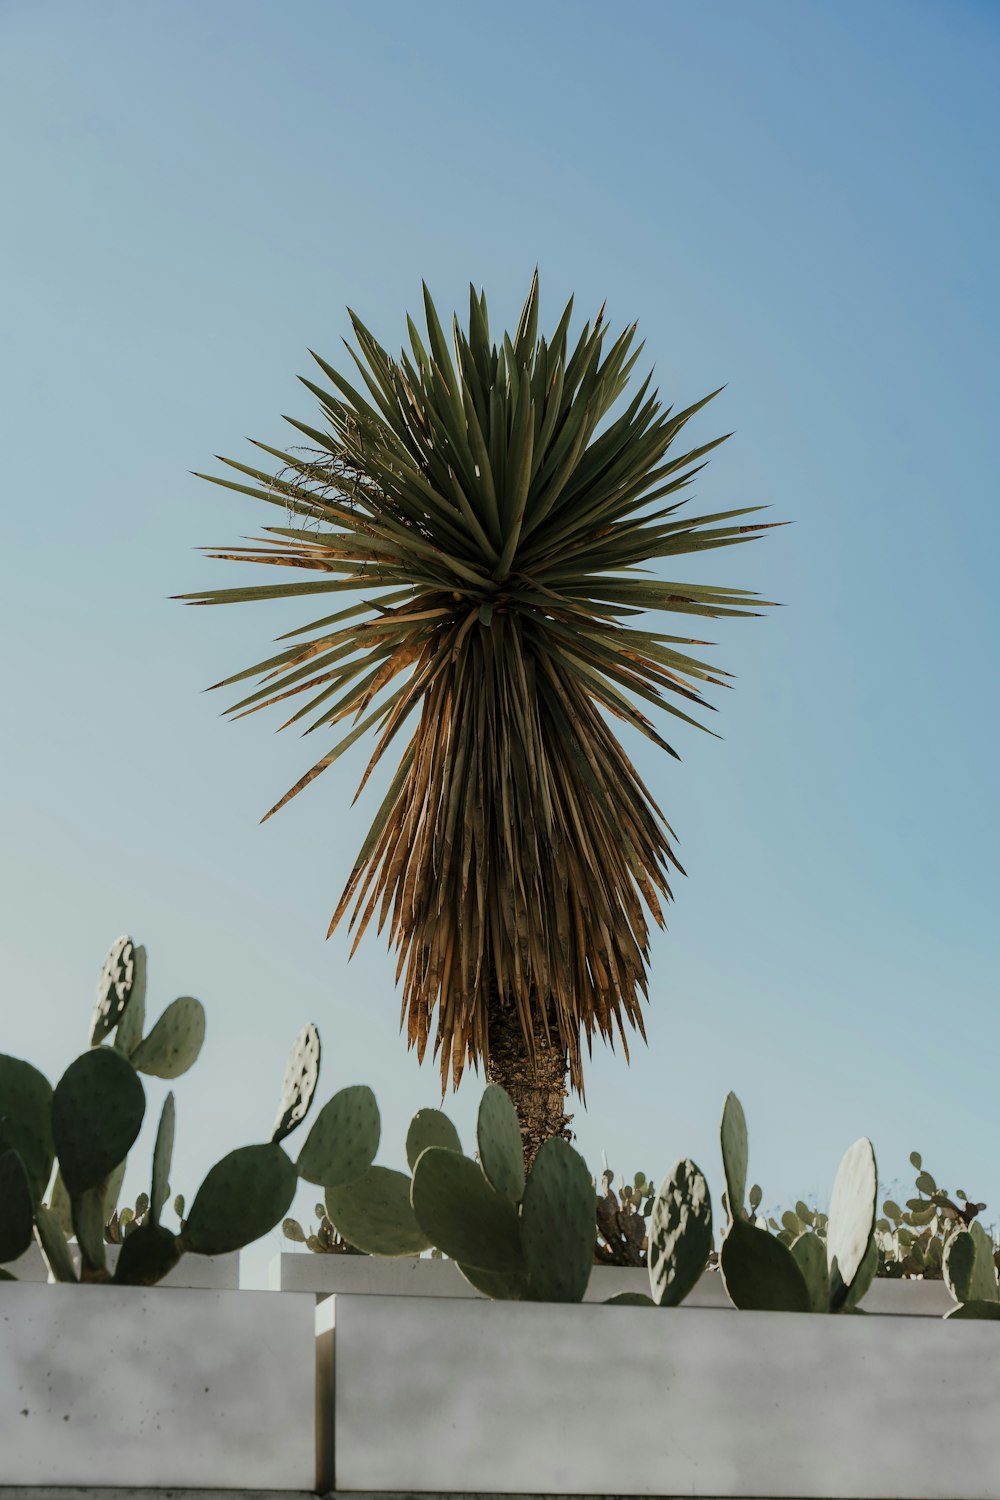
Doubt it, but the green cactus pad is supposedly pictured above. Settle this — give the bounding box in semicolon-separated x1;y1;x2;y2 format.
48;1169;73;1235
720;1216;810;1312
101;1158;127;1225
181;1143;296;1256
790;1230;830;1313
72;1183;109;1278
969;1221;999;1301
605;1291;656;1306
843;1235;879;1312
325;1165;432;1256
52;1048;146;1195
0;1150;35;1263
945;1299;1000;1320
521;1137;595;1302
720;1092;748;1221
406;1108;462;1170
456;1261;529;1299
648;1158;713;1308
271;1023;322;1144
114;943;147;1056
826;1138;878;1310
477;1085;525;1203
412;1146;523;1272
90;935;136;1045
945;1227;997;1305
130;996;206;1079
0;1054;54;1204
297;1086;380;1187
34;1204;78;1282
151;1092;175;1227
114;1222;182;1285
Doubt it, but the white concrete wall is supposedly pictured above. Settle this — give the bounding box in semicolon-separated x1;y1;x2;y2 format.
318;1292;1000;1497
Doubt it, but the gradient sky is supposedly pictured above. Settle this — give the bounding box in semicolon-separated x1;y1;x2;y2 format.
2;0;997;1281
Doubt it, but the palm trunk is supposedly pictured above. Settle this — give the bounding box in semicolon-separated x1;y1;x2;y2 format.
486;985;573;1169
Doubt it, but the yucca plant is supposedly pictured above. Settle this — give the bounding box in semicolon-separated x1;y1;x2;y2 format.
178;273;778;1161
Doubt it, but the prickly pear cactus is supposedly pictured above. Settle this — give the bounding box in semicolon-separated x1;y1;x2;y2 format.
826;1138;878;1309
151;1093;175;1226
791;1229;831;1313
720;1092;748;1222
0;1054;54;1203
648;1159;713;1308
477;1085;525;1203
51;1047;146;1195
945;1223;999;1306
114;1222;182;1286
411;1146;523;1273
73;1183;110;1279
114;943;147;1056
0;1149;35;1263
406;1108;462;1170
180;1143;297;1257
456;1261;529;1300
130;996;206;1079
325;1165;431;1256
595;1168;655;1267
297;1085;380;1187
721;1215;811;1312
90;935;136;1045
520;1137;595;1302
34;1203;78;1283
271;1023;321;1144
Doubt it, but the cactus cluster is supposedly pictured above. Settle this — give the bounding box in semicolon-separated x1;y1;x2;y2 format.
942;1218;1000;1319
319;1086;596;1301
283;1204;365;1254
718;1092;878;1314
595;1169;656;1267
0;936;379;1286
752;1151;994;1287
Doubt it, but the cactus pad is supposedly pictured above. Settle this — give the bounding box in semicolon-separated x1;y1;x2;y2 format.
0;1053;54;1203
843;1234;879;1311
412;1146;523;1272
969;1221;999;1300
945;1299;1000;1320
790;1231;830;1313
271;1023;322;1143
720;1092;748;1221
826;1138;878;1309
114;943;147;1056
72;1183;109;1278
520;1137;595;1302
325;1165;432;1256
151;1092;175;1226
477;1085;525;1203
605;1291;656;1306
945;1226;998;1305
720;1216;810;1312
297;1085;380;1187
34;1204;78;1283
114;1222;182;1286
0;1149;35;1263
52;1048;146;1195
130;996;206;1079
406;1108;462;1170
90;935;136;1045
456;1261;530;1299
181;1143;297;1256
648;1158;713;1308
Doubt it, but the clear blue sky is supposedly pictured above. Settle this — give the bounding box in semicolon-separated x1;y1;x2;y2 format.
2;0;998;1275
